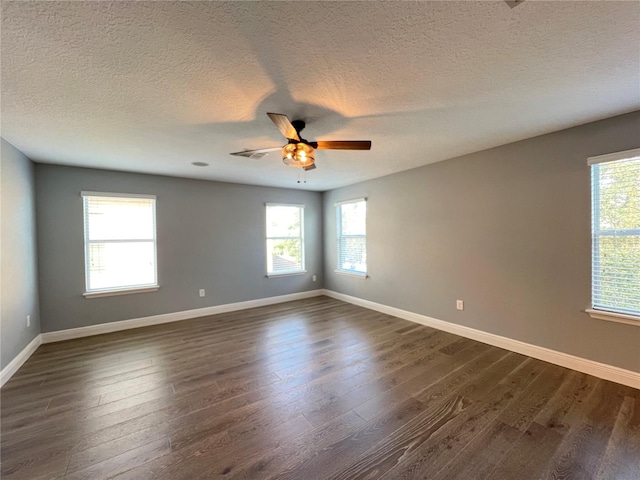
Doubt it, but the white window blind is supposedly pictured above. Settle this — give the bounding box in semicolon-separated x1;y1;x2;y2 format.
266;204;305;276
336;198;367;275
82;193;158;293
589;150;640;318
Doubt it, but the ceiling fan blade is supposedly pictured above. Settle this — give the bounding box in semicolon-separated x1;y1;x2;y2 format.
230;147;281;159
314;140;372;150
303;163;317;171
267;113;300;141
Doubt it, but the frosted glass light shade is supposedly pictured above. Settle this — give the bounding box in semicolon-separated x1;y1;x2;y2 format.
282;143;315;167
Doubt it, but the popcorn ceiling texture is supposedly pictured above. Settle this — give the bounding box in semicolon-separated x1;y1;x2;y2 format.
1;1;639;191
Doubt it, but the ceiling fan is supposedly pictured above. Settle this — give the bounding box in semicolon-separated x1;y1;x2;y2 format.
230;113;372;171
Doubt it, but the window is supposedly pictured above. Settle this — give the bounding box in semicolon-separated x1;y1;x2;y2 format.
588;149;640;323
336;198;367;276
266;204;305;276
82;192;158;296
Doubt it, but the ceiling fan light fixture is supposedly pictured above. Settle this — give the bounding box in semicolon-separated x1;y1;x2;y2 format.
230;113;371;175
282;143;314;167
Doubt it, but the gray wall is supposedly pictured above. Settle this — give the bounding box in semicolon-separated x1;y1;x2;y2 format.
323;111;640;372
36;165;323;332
1;139;41;370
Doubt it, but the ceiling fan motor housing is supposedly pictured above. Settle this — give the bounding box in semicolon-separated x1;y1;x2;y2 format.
290;120;306;135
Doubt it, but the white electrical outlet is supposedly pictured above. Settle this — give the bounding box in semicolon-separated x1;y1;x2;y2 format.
456;300;464;311
199;289;205;297
312;275;317;282
27;315;31;327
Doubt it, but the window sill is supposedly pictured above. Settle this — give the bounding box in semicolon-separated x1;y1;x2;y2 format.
84;286;159;298
586;309;640;326
334;270;368;279
266;270;307;278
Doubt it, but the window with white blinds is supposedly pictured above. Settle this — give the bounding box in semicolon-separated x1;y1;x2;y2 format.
266;204;305;276
589;149;640;319
82;192;158;294
336;198;367;276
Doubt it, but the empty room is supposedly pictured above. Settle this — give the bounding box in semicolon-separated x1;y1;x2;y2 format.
1;1;639;479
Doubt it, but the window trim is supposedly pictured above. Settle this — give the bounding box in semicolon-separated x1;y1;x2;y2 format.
82;191;159;296
83;286;160;299
587;148;640;166
265;271;307;279
334;197;367;207
335;197;367;277
334;269;368;279
265;203;305;277
587;148;640;324
586;309;640;327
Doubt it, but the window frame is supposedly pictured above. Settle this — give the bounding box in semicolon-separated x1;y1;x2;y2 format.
586;148;640;326
265;203;306;278
335;197;367;278
81;191;159;298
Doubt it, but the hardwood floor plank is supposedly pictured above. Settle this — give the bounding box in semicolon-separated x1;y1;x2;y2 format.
354;342;494;421
372;352;544;479
0;441;70;480
159;414;312;480
497;362;569;432
336;395;473;480
66;427;170;474
111;413;313;480
273;397;427;480
65;437;171;480
428;357;554;479
409;344;505;406
111;434;229;480
595;396;640;480
541;379;630;479
301;350;448;428
0;398;50;422
227;410;367;480
432;420;522;480
487;421;565;479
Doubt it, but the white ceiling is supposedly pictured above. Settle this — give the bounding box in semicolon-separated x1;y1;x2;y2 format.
2;1;639;191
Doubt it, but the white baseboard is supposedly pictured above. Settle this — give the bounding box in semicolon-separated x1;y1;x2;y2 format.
1;334;42;387
41;289;324;344
323;289;640;390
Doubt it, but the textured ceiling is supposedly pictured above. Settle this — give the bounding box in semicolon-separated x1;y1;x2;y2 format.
2;1;639;191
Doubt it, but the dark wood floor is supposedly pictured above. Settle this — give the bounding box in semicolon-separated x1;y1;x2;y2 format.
1;297;639;479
